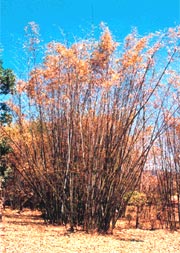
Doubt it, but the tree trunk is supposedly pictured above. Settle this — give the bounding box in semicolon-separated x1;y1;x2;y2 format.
135;206;140;228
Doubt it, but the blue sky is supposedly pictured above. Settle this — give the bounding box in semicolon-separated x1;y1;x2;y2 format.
1;0;180;71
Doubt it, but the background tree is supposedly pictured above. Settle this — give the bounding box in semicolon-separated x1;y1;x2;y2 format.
0;60;15;219
0;60;15;176
125;191;147;228
0;60;15;124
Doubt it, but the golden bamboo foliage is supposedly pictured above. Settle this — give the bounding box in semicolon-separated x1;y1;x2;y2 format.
3;24;180;233
121;37;148;68
91;28;116;71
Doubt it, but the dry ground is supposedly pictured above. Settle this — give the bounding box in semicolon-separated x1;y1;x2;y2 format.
0;208;180;253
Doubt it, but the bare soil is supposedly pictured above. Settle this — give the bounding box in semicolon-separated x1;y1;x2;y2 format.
0;208;180;253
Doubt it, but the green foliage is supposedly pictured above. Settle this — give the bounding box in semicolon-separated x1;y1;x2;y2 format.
0;60;15;95
0;166;13;187
126;191;147;206
0;138;13;189
0;103;12;125
0;138;12;157
0;138;12;177
0;60;15;125
0;61;15;185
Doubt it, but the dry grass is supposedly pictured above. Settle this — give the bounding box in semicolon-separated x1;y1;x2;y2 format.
0;208;180;253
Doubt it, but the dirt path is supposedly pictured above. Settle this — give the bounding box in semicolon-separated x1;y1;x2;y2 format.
1;209;180;253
